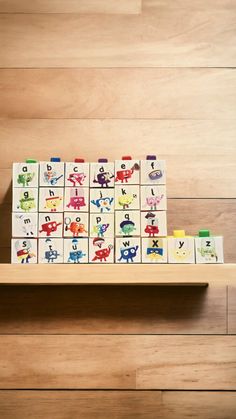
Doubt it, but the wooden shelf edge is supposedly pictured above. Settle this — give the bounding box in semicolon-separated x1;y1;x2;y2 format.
0;264;235;286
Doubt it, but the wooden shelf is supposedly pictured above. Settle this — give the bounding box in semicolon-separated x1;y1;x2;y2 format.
0;264;235;286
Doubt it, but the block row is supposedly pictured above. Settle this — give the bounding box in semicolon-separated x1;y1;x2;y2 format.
12;211;167;238
13;157;166;188
11;233;224;264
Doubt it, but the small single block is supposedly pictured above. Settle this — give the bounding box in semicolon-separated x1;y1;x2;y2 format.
12;213;38;237
141;211;167;237
142;237;167;263
38;238;63;263
64;238;89;263
168;230;195;264
50;157;61;162
90;188;114;213
64;187;89;212
89;237;114;263
195;230;224;263
115;237;141;263
146;155;157;161
13;162;39;188
65;162;89;187
115;210;140;237
115;159;140;184
115;185;140;211
140;185;167;211
12;188;38;213
38;213;63;238
11;238;38;264
39;187;64;212
89;213;114;238
90;162;115;188
140;159;166;185
64;212;89;237
39;161;65;187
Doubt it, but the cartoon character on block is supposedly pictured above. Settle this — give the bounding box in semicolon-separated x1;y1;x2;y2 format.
118;242;139;263
44;167;63;186
144;212;159;237
67;239;86;263
64;216;87;237
15;239;36;263
39;217;62;237
92;224;109;238
120;220;136;236
15;214;36;236
92;239;113;262
197;238;218;262
18;190;36;212
146;194;164;211
171;239;192;262
67;172;86;187
115;163;140;183
91;193;114;213
93;168;114;188
17;172;35;187
44;238;60;263
146;239;164;262
118;194;136;210
67;188;86;210
45;195;62;212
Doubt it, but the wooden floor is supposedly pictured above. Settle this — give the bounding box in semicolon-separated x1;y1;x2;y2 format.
0;0;236;417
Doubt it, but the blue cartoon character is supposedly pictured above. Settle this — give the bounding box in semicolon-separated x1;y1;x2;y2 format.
68;239;86;263
118;245;139;263
44;238;60;263
120;220;136;236
91;195;114;213
92;223;109;238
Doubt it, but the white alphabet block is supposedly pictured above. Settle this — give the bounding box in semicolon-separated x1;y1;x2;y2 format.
141;185;167;211
65;162;89;187
115;160;140;185
13;162;39;188
12;188;38;213
39;188;64;212
90;162;115;188
195;236;224;263
115;185;140;211
141;211;167;237
64;187;89;212
12;213;38;237
115;210;140;236
64;212;89;237
89;213;114;238
142;237;167;263
38;213;63;238
11;238;38;264
140;159;166;185
89;237;114;263
39;161;64;187
64;238;89;263
168;236;195;263
38;238;63;263
90;188;114;213
115;237;141;263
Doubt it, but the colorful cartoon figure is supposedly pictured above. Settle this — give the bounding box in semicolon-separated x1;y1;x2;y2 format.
115;163;140;183
197;238;218;262
17;172;35;187
92;223;109;238
144;212;159;237
171;239;192;262
91;196;114;213
15;240;35;263
93;172;114;188
148;169;163;181
93;237;105;248
16;214;36;236
44;169;63;186
44;238;60;263
45;196;62;212
120;220;136;236
65;217;87;237
146;247;164;261
118;194;136;210
92;245;113;262
19;191;36;212
39;221;62;236
146;194;164;211
67;239;86;263
118;245;139;263
67;172;86;187
67;189;86;210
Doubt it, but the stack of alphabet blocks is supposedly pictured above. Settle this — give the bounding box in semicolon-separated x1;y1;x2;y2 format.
11;156;224;264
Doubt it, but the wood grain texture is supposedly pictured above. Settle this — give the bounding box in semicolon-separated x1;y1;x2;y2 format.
0;335;235;389
0;0;141;14
0;69;235;118
228;287;236;334
0;4;235;67
0;391;236;419
0;118;236;198
0;285;226;334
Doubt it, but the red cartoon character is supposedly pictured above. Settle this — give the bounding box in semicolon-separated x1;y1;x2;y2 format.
92;245;113;262
115;163;140;183
67;172;86;187
66;188;86;210
66;221;87;237
39;221;62;237
145;224;159;237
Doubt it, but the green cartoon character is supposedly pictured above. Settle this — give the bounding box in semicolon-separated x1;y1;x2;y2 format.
17;172;35;187
18;191;36;212
120;220;136;236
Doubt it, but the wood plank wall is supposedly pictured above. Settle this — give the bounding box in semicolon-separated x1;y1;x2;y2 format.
0;0;236;417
